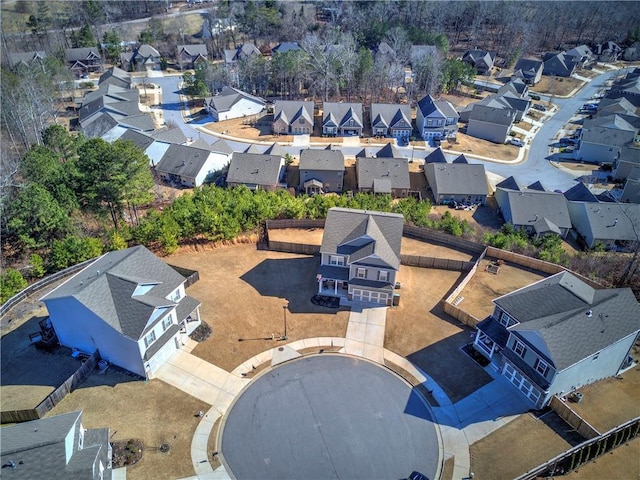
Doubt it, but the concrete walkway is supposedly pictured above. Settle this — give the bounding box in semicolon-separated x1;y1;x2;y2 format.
341;305;387;363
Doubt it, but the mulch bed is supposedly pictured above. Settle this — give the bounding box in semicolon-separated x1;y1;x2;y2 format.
310;295;340;308
111;439;144;468
460;343;491;367
189;321;212;342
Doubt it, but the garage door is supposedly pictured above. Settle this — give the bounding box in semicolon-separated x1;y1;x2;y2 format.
147;337;178;374
504;364;541;404
351;289;388;305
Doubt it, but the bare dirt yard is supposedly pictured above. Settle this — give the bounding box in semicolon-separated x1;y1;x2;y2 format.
167;243;351;372
457;259;548;320
47;369;209;480
530;76;584;97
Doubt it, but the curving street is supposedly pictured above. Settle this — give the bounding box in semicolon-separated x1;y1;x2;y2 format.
147;67;629;193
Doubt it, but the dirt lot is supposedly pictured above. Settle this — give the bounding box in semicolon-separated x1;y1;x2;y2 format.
530;76;584;97
168;244;351;372
47;369;209;480
458;259;548;320
470;413;578;479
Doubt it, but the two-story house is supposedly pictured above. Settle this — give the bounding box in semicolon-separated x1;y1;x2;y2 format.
415;95;458;141
298;148;345;194
65;47;103;78
322;102;363;136
120;44;162;72
370;104;413;139
317;208;404;305
204;86;266;122
41;246;202;379
272;100;314;135
177;44;208;70
226;152;285;191
473;271;640;408
0;411;112;480
512;58;543;85
356;156;410;197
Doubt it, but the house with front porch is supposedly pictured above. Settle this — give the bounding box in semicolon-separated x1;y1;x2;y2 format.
473;271;640;408
155;143;226;187
41;246;202;379
415;95;458;141
65;47;103;78
356;156;410;197
322;102;363;136
177;44;208;70
425;159;489;205
370;104;413;139
298;148;345;193
317;208;404;305
272;100;314;135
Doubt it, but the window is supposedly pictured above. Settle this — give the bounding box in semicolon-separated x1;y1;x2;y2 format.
513;339;527;358
379;270;389;282
426;119;433;126
356;268;367;279
144;330;156;348
162;314;173;331
299;118;305;124
499;311;517;328
329;255;345;266
534;358;549;376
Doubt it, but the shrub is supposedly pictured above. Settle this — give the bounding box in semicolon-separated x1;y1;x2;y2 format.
1;269;28;303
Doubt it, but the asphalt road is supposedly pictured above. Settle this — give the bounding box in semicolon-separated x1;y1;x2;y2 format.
149;67;630;192
220;355;440;480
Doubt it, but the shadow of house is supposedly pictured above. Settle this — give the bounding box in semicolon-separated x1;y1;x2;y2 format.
239;257;346;314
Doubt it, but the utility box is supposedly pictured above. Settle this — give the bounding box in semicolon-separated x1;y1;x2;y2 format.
393;293;400;306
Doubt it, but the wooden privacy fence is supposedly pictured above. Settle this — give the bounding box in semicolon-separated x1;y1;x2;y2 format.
515;416;640;479
1;350;101;424
403;224;486;254
400;254;475;271
442;248;488;328
267;241;321;255
265;219;326;230
1;258;96;317
169;264;200;288
550;395;600;439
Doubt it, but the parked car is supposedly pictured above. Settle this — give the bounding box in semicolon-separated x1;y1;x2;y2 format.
528;93;541;100
532;104;547;112
559;137;576;145
508;138;524;147
408;472;429;480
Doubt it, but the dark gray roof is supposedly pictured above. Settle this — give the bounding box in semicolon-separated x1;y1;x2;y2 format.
272;42;300;54
0;411;111;480
320;208;404;270
227;152;283;187
621;177;640;204
177;44;208;57
452;154;469;164
263;142;286;157
462;49;495;70
513;58;543;78
376;143;403;159
224;43;260;62
571;202;640;242
417;95;458;119
527;181;546;191
494;271;640;370
98;67;131;89
156;144;213;180
83;85;138;105
496;175;522;191
469;104;515;126
119;129;155;151
563;183;598;202
370;104;412;130
205;86;265;114
299;148;344;171
356;157;410;192
65;47;101;62
152;127;188;144
273;101;314;127
118;114;155;132
209;138;234;155
497;188;571;230
42;246;187;341
7;50;46;67
425;147;447;163
426;162;489;196
322;103;364;129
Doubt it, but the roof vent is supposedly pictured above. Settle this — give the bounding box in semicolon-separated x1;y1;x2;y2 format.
586;310;593;317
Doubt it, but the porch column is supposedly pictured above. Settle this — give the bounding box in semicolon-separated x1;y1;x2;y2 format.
334;281;338;295
317;275;322;293
489;341;495;357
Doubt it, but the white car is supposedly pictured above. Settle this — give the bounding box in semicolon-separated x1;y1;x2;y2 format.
508;138;524;147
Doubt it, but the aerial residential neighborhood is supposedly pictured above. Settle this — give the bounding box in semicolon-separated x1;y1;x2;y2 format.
1;1;639;480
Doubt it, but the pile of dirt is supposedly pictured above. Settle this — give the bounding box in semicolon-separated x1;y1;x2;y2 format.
111;439;144;468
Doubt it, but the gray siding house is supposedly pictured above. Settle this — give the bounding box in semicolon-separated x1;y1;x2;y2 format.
356;157;410;197
512;58;543;85
322;102;364;136
415;95;458;141
577;114;640;165
370;104;413;139
226;152;285;191
272;101;314;135
466;105;516;144
0;411;112;480
317;208;404;305
495;177;571;238
567;201;640;250
473;271;640;408
298;148;345;193
425;159;489;205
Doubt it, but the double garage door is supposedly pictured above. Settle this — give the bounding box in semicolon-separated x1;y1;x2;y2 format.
503;363;542;405
351;289;388;305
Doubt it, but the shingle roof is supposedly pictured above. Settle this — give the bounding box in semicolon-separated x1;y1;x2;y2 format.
177;44;208;57
155;144;213;180
513;58;543;78
272;42;300;54
498;187;571;231
356;157;410;192
321;208;404;270
469;105;515;126
205;86;265;114
152;127;188;144
571;202;640;242
417;95;458;119
98;67;132;89
119;129;155;151
494;271;640;370
370;104;412;130
621;177;640;203
65;47;101;62
425;147;447;163
322;103;364;129
0;411;111;480
426;162;489;196
273;101;314;126
42;246;188;340
7;50;46;67
227;152;283;187
563;182;598;202
299;148;344;171
376;143;403;159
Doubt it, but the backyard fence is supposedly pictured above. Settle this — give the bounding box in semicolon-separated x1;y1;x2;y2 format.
267;241;321;255
169;264;200;288
1;258;96;317
515;416;640;479
400;255;475;272
1;350;101;424
550;395;601;440
442;248;488;328
265;219;326;230
403;225;485;254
